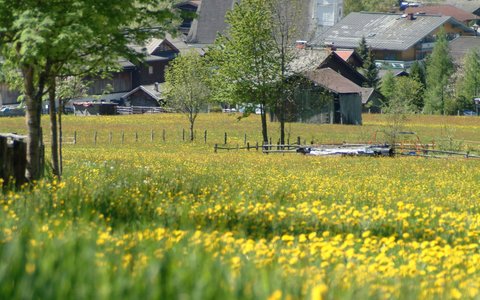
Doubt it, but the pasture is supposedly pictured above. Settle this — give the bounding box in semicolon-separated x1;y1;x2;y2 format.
1;113;480;299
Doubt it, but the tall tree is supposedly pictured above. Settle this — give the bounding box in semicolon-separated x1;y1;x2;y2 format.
211;0;280;144
269;0;302;145
380;70;395;107
164;51;211;141
382;76;420;145
357;36;369;63
457;48;480;105
424;29;454;114
362;49;379;88
0;0;177;181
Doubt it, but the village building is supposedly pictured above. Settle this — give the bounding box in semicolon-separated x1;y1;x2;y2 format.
449;36;480;65
405;4;480;26
186;0;344;46
312;12;475;70
175;0;201;35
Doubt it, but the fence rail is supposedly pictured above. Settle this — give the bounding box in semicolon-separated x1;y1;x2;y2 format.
116;106;174;115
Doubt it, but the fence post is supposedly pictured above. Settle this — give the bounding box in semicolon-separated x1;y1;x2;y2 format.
94;131;97;145
151;130;154;142
224;132;227;145
162;129;166;142
297;136;301;145
256;142;259;151
121;131;125;144
247;142;250;151
135;132;138;142
73;131;77;145
182;129;185;141
109;132;112;144
244;133;247;145
204;130;207;144
214;144;218;153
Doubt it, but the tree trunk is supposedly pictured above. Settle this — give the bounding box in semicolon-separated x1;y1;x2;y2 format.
58;99;63;175
260;103;268;144
279;98;286;145
189;120;194;141
48;78;60;179
23;67;45;182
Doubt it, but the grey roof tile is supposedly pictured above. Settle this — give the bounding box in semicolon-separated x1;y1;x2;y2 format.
312;12;462;51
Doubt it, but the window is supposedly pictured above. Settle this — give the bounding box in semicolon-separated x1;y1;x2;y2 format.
148;66;154;74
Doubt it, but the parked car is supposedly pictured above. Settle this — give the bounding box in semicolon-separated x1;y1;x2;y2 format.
0;106;25;117
463;110;477;116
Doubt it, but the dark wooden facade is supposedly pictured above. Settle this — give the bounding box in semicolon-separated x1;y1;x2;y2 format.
319;53;367;87
0;83;21;106
87;71;133;95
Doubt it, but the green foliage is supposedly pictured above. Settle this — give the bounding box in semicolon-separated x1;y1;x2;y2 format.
211;0;281;142
164;51;211;140
0;0;179;180
456;48;480;107
211;0;280;105
380;70;396;107
424;29;454;114
345;0;397;15
382;76;423;144
362;49;379;88
357;36;369;63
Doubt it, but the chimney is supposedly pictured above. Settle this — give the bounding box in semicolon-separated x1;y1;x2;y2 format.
296;40;308;49
324;41;336;51
407;13;415;20
154;82;159;92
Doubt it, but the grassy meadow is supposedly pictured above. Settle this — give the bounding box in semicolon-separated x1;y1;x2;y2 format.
1;113;480;299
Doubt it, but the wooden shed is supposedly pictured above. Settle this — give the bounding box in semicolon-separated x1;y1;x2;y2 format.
284;68;364;125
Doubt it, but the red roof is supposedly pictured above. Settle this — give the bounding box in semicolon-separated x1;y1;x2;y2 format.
334;50;354;62
405;5;479;23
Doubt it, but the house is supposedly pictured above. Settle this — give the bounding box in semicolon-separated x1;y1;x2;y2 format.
286;68;365;125
290;48;382;113
186;0;237;45
175;1;201;35
405;5;480;25
334;50;363;69
443;0;480;17
312;12;475;68
292;48;367;86
79;37;184;110
449;36;480;65
186;0;341;46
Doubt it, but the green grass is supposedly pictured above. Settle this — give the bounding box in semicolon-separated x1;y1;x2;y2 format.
1;113;480;299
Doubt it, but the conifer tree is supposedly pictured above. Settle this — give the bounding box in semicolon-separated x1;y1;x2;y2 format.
424;29;454;114
363;49;379;88
380;70;395;106
457;48;480;105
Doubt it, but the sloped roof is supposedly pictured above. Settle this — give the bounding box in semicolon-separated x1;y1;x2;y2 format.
290;49;331;73
306;68;360;94
122;84;162;101
187;0;237;44
186;0;317;45
304;68;374;104
443;0;480;14
449;36;480;63
405;5;479;23
312;12;474;51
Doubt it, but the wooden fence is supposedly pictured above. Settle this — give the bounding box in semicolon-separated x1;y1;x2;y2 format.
116;106;174;115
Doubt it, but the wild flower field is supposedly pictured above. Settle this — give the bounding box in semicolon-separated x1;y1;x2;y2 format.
1;113;480;299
